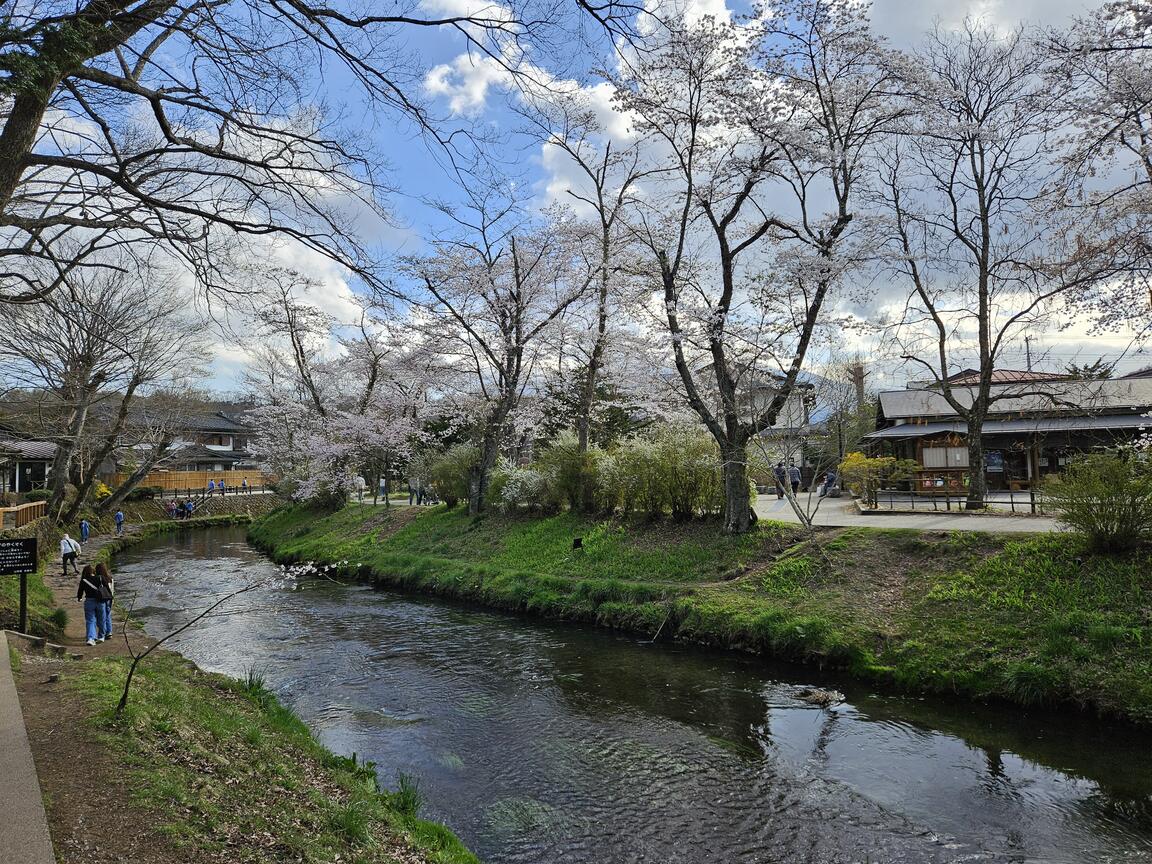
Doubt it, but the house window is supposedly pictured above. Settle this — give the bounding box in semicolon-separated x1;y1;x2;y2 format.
923;446;969;468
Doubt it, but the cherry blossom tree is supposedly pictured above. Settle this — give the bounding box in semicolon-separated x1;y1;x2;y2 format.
407;187;595;515
615;0;900;533
1051;2;1152;334
244;272;435;506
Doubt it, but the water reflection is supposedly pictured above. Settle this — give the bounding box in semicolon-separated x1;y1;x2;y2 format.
117;527;1152;864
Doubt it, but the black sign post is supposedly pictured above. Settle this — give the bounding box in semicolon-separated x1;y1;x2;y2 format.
0;538;38;633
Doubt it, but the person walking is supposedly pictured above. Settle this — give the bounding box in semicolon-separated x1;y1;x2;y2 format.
772;462;786;500
60;533;81;577
208;478;215;495
242;477;248;494
184;499;194;519
76;565;104;646
219;478;227;496
788;464;802;496
79;517;90;542
95;562;115;641
114;508;125;536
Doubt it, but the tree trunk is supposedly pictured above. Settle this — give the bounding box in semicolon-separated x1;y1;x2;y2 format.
48;388;95;522
100;439;173;512
468;435;501;516
965;429;987;510
721;441;756;534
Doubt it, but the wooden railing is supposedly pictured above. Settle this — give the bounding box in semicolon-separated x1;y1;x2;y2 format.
104;470;272;490
0;500;46;530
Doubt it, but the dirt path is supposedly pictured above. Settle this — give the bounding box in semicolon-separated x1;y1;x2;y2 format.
16;524;210;864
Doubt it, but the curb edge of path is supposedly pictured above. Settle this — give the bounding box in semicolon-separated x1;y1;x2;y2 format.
0;630;57;864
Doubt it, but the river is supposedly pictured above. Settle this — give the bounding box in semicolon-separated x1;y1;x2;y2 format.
115;526;1152;864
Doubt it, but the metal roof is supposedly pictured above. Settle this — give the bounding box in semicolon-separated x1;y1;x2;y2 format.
878;379;1152;420
865;414;1150;440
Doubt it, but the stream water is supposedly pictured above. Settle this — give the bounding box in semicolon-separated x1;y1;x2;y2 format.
115;526;1152;864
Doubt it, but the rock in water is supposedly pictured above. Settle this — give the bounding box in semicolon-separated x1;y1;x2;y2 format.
795;687;845;708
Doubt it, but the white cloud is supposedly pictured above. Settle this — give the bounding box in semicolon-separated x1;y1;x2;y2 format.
425;54;516;116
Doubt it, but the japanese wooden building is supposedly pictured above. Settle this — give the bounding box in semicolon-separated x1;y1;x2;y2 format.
864;375;1152;492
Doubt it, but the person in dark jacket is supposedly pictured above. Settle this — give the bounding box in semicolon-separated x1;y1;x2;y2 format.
76;565;104;645
772;463;786;499
788;464;802;495
95;562;115;641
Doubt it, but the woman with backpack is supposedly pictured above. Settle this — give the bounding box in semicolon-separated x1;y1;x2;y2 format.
76;565;105;646
95;562;115;641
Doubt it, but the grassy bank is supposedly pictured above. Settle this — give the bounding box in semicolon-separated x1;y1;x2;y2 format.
250;504;1152;724
67;652;476;863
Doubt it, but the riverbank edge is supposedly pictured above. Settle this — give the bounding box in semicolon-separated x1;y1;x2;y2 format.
18;514;481;864
247;505;1152;727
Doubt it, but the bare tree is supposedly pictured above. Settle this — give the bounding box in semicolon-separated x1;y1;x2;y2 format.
0;259;204;520
0;0;630;304
875;23;1138;508
616;0;899;533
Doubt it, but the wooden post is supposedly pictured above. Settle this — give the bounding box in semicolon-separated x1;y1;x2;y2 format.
18;571;27;634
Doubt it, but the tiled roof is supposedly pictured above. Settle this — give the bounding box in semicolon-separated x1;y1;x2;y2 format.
878;379;1152;420
942;369;1071;385
0;439;56;460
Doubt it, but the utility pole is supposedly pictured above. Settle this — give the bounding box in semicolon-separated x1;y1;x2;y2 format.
1024;336;1033;372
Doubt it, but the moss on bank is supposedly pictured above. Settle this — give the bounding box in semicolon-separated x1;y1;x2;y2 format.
250;504;1152;725
70;652;477;864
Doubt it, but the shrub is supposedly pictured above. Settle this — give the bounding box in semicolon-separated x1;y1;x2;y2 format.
93;480;113;502
22;489;51;502
604;426;722;518
428;444;478;509
536;433;605;512
838;452;918;508
124;484;163;501
1043;452;1152;552
494;463;548;513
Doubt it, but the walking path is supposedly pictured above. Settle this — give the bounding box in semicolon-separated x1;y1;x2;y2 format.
0;631;56;864
753;494;1062;533
0;523;161;864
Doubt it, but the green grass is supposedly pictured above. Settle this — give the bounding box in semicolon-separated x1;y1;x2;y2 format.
71;652;477;864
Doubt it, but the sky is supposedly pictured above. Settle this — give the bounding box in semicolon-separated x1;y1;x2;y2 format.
210;0;1150;392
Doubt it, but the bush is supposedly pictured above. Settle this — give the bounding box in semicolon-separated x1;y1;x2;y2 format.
603;426;722;518
838;452;918;508
22;489;51;502
493;463;548;513
429;444;478;509
536;433;606;512
93;480;112;502
123;484;163;501
1043;452;1152;552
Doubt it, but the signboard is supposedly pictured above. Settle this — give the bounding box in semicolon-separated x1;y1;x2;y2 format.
0;537;37;575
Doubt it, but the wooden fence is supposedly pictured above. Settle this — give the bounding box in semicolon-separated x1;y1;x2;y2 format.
0;500;46;530
104;470;272;491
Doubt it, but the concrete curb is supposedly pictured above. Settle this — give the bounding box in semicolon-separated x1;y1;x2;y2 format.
0;630;57;864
